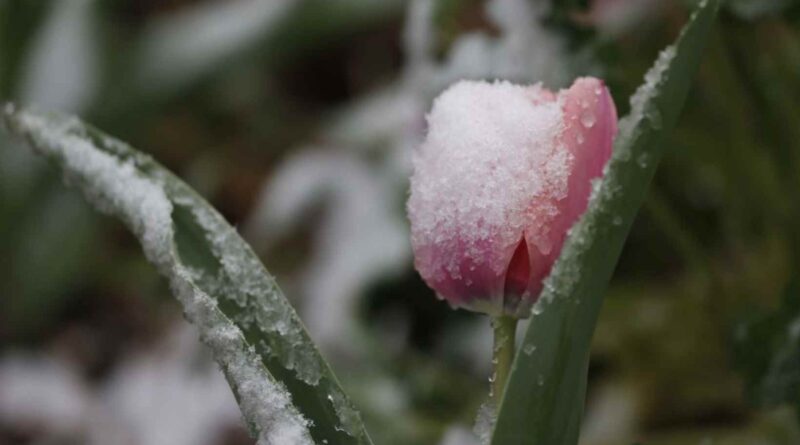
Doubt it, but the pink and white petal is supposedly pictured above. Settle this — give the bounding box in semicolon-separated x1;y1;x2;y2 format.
413;237;515;314
523;77;617;299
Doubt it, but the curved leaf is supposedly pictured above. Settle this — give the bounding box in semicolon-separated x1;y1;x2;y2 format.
1;104;373;445
490;1;721;444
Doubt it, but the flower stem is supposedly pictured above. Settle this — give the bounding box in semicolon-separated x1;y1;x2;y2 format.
490;315;518;406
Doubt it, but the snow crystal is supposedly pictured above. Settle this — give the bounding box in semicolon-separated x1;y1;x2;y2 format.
473;401;497;445
408;80;568;283
170;277;312;445
621;45;676;137
3;110;174;270
176;197;323;386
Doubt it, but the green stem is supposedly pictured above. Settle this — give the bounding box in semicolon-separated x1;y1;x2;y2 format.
491;315;518;406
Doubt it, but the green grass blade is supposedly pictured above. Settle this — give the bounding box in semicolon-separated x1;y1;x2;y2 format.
1;105;373;445
490;1;721;444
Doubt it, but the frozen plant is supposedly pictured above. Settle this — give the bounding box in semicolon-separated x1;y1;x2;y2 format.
407;78;617;318
245;0;570;355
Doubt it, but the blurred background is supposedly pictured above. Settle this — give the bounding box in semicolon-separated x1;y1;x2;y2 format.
1;0;799;444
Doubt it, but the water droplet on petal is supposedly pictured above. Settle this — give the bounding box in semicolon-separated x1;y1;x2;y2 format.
580;111;596;128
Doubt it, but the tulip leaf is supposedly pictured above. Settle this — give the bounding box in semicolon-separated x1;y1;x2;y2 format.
0;105;373;445
490;1;720;444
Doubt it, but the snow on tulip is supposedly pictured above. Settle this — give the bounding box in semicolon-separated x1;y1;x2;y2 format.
407;77;617;318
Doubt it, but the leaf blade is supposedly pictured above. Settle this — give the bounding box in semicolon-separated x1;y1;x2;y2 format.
1;105;373;445
490;1;721;444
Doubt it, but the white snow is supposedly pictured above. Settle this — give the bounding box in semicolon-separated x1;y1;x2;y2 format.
5;110;174;269
621;45;676;139
243;0;568;375
408;80;569;281
2;107;314;445
472;401;497;445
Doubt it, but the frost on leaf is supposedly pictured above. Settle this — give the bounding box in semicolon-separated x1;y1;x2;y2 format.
619;45;676;142
172;198;323;386
537;29;681;307
0;106;326;445
473;401;497;445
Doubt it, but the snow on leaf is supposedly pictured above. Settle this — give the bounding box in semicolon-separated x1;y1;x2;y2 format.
1;104;373;445
490;0;721;443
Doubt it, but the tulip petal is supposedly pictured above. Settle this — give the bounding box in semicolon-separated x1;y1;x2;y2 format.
521;78;617;300
408;78;616;317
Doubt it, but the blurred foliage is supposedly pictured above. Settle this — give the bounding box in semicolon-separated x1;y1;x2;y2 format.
734;280;800;416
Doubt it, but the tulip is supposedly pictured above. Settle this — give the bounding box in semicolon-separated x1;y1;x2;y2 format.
407;77;617;318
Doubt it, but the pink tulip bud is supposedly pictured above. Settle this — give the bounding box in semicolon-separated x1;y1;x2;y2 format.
407;77;617;318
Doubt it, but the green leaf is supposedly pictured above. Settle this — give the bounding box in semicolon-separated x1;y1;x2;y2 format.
490;1;721;444
1;104;373;445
